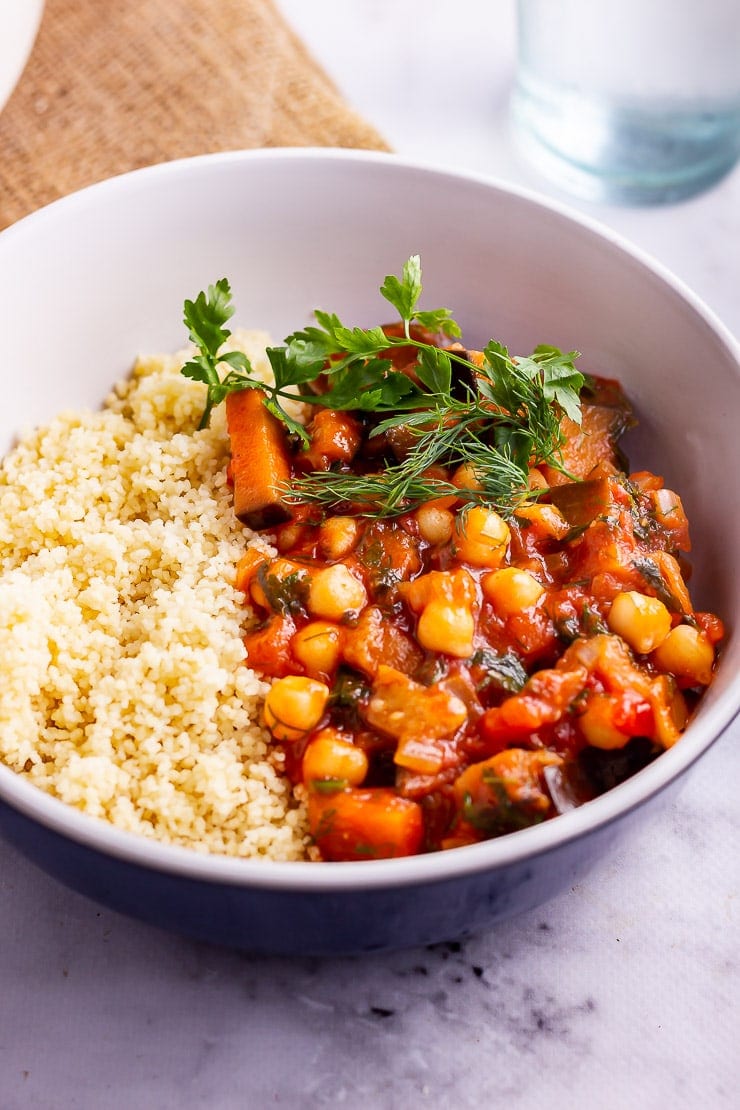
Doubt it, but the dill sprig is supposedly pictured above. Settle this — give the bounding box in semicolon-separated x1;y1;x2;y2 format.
288;403;543;518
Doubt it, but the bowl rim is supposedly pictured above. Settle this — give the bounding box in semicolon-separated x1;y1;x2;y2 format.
1;145;739;892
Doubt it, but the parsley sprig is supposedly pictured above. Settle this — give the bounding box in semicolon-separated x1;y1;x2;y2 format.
181;281;255;431
180;256;584;516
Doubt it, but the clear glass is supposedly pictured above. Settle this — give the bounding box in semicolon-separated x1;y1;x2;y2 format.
511;0;740;204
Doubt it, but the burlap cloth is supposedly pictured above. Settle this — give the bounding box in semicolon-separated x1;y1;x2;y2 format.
0;0;388;230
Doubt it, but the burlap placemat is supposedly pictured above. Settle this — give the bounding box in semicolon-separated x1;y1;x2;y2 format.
0;0;388;230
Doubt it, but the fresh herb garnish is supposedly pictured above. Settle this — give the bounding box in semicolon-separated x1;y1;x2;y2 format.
180;257;585;515
181;280;255;431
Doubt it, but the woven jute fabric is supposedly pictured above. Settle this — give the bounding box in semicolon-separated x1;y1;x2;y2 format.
0;0;388;230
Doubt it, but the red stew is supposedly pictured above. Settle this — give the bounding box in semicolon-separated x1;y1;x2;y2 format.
234;358;722;862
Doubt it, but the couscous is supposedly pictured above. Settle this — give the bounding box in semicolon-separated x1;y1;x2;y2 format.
0;332;311;859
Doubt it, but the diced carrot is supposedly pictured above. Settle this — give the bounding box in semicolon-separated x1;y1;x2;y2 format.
243;614;297;678
308;787;424;860
234;548;268;594
341;605;423;679
226;389;292;529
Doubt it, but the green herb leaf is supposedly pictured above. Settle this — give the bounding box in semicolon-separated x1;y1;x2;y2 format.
415;308;462;339
632;556;684;614
470;648;528;694
183;279;234;358
181;279;256;429
415;347;452;395
380;254;423;323
311;778;349;795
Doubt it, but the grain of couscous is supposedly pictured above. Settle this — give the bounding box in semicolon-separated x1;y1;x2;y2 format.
0;332;311;859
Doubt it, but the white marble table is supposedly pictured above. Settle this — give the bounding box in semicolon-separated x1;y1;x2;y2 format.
2;3;738;1106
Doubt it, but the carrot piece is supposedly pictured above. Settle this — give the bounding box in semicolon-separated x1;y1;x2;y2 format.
234;548;268;593
243;614;297;678
341;605;423;679
225;389;292;528
308;787;424;860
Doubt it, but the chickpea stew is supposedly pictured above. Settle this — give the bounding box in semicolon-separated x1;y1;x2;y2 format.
185;258;724;862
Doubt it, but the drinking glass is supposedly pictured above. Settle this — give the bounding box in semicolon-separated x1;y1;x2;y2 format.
511;0;740;204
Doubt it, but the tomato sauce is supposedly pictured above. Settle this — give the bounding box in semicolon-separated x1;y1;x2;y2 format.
235;376;722;862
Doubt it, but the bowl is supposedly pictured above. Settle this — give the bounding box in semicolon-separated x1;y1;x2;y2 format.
0;149;738;955
0;0;44;114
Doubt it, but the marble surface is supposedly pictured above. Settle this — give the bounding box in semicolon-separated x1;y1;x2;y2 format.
2;2;739;1106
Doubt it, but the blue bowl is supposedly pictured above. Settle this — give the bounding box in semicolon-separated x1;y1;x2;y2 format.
1;150;739;954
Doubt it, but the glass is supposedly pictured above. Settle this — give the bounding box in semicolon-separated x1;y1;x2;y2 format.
511;0;740;204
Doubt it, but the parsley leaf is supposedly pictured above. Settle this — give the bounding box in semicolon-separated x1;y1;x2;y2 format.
181;279;254;429
380;255;423;324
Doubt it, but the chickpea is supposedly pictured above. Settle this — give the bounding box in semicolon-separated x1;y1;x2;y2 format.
318;516;360;560
400;567;477;615
415;504;455;546
302;731;368;788
274;523;307;553
652;624;715;686
514;502;570;541
451;462;484;493
454;506;510;568
308;564;367;621
482;567;544;616
417;601;475;658
263;676;330;742
578;694;630;750
607;591;671;654
292;621;343;679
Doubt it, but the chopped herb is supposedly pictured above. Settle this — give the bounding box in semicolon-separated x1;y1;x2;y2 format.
470;648;528;693
330;670;371;729
462;775;546;836
582;603;608;636
632;556;683;613
181;279;256;431
255;566;309;617
554;614;581;644
310;778;348;795
181;257;585;515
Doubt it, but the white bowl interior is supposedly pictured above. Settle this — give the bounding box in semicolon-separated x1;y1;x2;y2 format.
0;149;738;883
